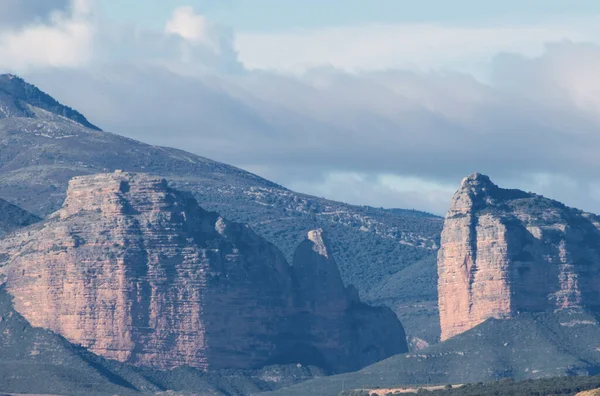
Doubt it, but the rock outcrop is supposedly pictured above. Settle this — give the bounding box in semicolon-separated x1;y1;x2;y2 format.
438;173;600;340
0;171;406;371
290;229;407;372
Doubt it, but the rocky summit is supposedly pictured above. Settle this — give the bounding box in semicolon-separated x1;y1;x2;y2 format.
0;171;406;372
438;173;600;340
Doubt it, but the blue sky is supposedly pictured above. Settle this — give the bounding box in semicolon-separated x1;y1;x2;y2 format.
4;1;600;214
99;0;600;31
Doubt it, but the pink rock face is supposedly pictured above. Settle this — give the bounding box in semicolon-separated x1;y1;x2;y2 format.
0;172;407;372
438;173;600;341
0;172;292;370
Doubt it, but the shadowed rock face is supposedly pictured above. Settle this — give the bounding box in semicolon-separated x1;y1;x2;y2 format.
289;229;408;372
0;198;40;237
0;172;406;372
438;173;600;340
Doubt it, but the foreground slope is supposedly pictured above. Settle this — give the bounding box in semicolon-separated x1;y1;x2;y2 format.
265;309;600;396
0;74;442;344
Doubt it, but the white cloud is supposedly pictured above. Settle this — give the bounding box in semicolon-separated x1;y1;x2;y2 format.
13;8;600;215
235;20;600;75
288;172;457;214
0;0;94;72
166;6;213;47
493;42;600;118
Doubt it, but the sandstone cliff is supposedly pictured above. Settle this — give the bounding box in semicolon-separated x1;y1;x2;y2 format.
0;172;405;371
438;173;600;340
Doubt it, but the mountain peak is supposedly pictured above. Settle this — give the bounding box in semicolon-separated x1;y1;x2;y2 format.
0;74;101;131
460;172;496;190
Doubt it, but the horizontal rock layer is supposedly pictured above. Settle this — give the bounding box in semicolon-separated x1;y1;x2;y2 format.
0;172;406;371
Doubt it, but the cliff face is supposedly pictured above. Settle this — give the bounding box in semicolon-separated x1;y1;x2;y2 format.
0;172;405;371
290;229;408;372
438;173;600;340
0;172;292;370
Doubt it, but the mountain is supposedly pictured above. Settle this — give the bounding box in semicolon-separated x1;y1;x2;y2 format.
289;229;407;372
438;173;600;340
0;74;100;130
0;171;406;373
0;74;443;345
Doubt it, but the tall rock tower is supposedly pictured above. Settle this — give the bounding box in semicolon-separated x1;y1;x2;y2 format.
438;173;600;340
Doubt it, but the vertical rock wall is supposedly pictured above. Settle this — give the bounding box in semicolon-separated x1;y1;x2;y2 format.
438;173;600;340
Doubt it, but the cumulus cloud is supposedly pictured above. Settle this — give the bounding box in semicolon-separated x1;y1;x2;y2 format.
493;41;600;117
0;0;94;72
166;7;212;45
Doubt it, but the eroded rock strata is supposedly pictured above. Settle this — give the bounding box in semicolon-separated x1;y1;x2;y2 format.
438;173;600;340
0;172;406;371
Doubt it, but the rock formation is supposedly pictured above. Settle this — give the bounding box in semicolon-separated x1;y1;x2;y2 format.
290;229;407;372
0;171;406;371
438;173;600;340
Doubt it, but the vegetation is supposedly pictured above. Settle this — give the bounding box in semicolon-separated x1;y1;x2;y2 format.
339;374;600;396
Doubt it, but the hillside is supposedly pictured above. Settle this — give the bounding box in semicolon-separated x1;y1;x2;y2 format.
0;74;443;345
264;310;600;396
341;374;600;396
0;197;39;237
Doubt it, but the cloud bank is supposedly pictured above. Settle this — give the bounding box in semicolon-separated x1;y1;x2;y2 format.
5;1;600;215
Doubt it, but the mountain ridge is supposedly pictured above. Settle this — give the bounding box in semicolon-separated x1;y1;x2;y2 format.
0;74;101;131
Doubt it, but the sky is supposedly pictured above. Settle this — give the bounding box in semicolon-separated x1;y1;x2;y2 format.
2;1;600;215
